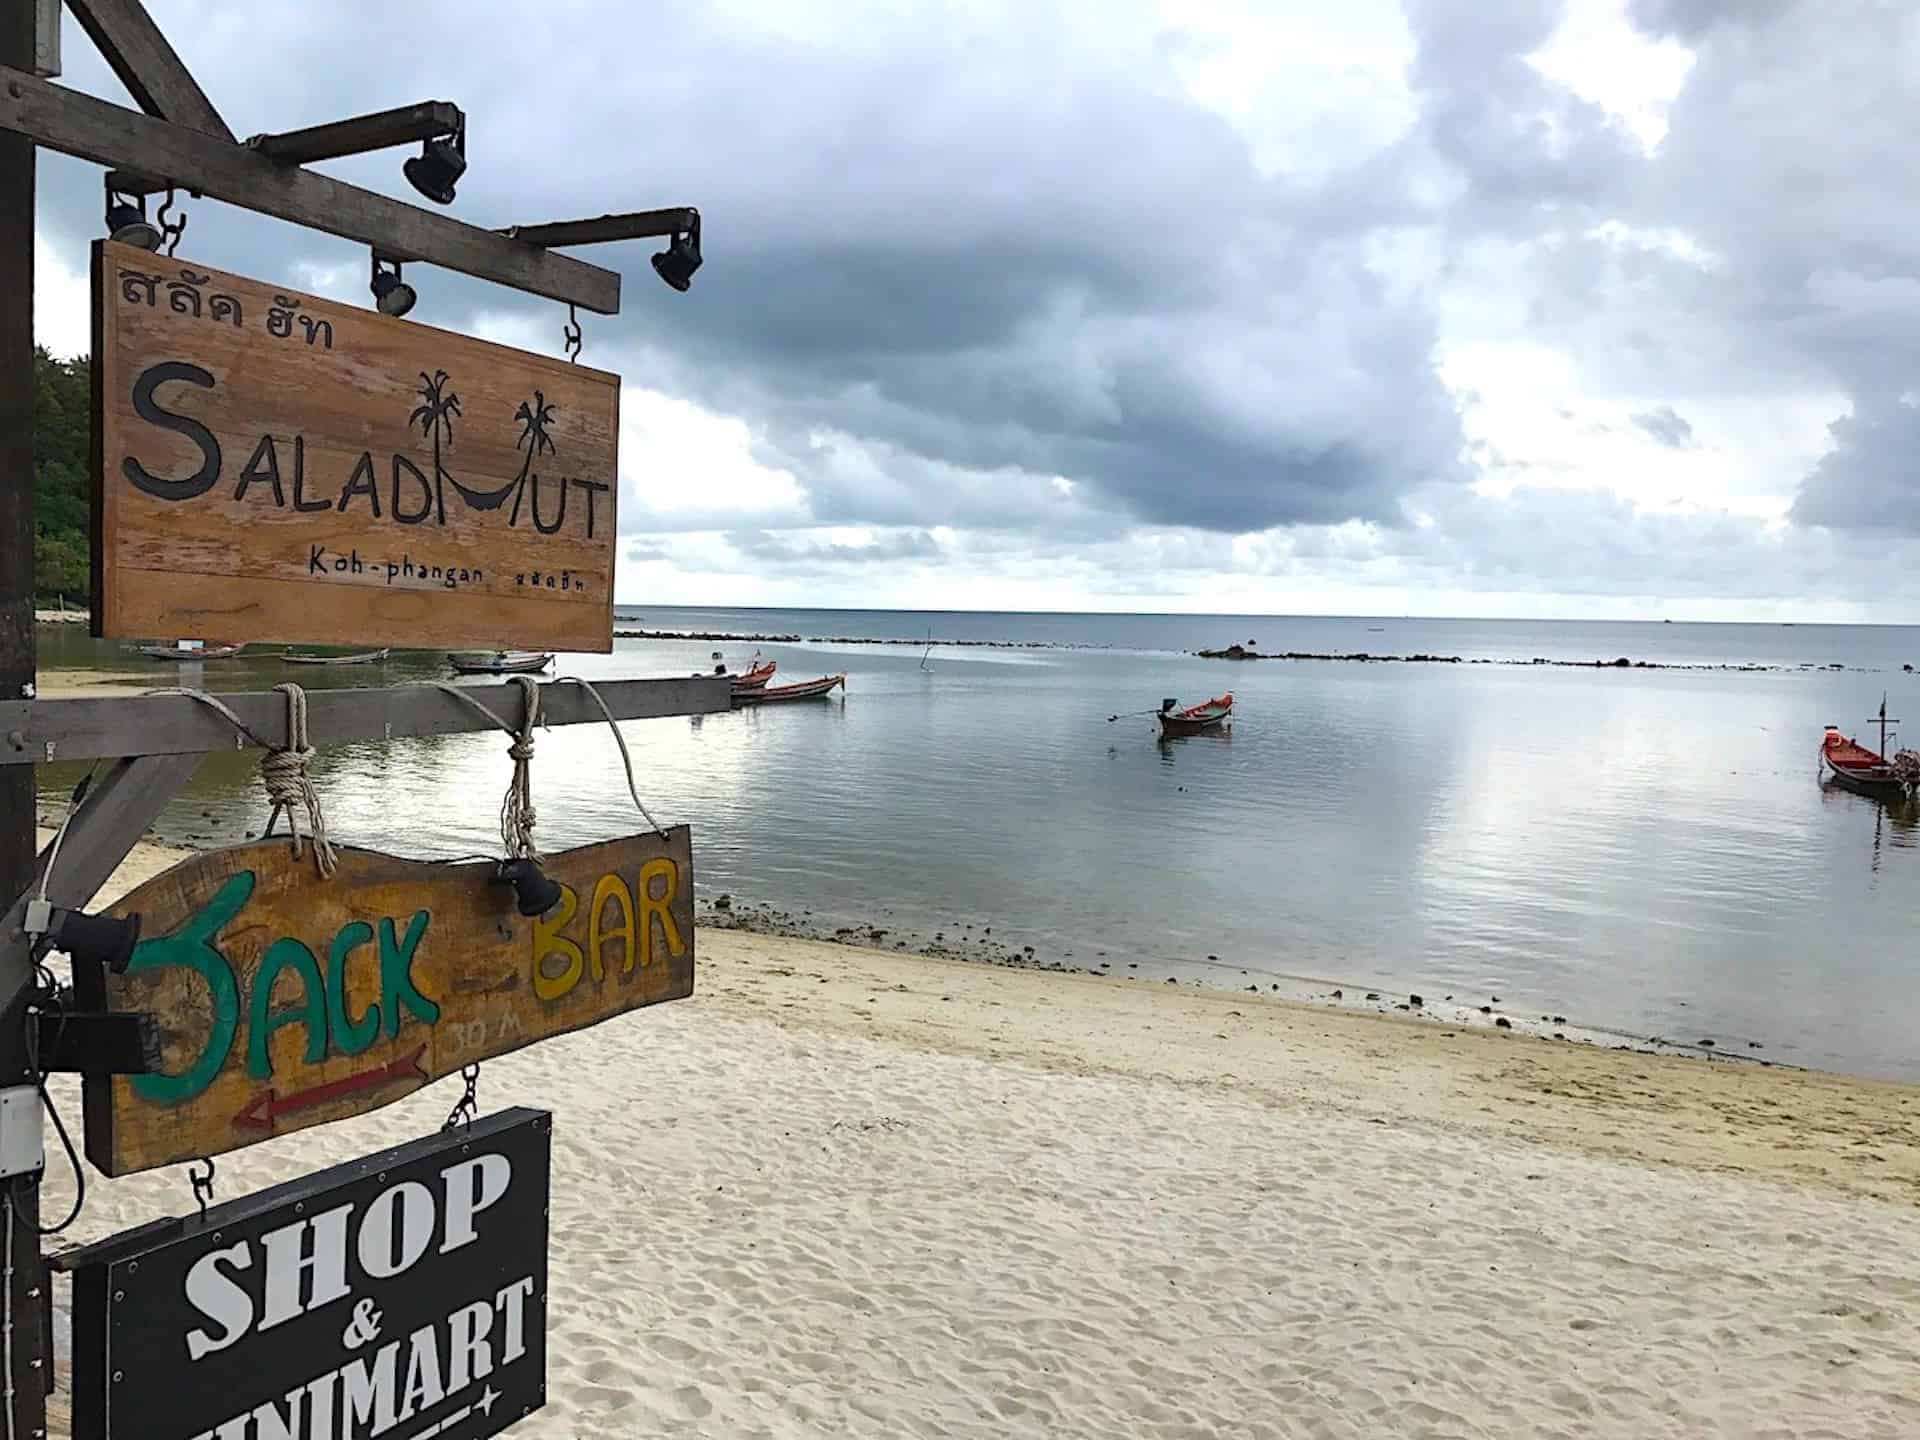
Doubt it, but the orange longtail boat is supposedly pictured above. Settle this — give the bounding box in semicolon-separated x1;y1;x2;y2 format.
1156;693;1233;737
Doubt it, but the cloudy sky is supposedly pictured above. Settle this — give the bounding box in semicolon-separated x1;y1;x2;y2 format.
31;0;1920;620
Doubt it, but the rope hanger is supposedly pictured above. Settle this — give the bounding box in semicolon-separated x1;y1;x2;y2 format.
421;674;669;844
148;682;336;876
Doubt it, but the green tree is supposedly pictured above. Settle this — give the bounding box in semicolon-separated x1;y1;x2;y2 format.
32;347;91;603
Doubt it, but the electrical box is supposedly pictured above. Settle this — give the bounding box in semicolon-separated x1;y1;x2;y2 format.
0;1086;44;1180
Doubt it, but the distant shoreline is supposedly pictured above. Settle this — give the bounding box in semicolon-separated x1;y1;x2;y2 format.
614;627;1898;673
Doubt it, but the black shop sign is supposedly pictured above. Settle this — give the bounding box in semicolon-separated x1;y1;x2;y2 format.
59;1109;551;1440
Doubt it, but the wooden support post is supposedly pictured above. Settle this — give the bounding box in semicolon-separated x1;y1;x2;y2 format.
0;752;204;1015
0;2;47;1429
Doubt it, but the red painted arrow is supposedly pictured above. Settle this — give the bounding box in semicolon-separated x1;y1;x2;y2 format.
233;1046;428;1131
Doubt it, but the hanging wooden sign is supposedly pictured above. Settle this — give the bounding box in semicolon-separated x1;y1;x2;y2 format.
77;830;693;1176
90;239;620;652
61;1108;551;1440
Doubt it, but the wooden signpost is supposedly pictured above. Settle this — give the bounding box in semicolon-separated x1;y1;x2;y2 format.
61;1108;552;1440
0;6;719;1436
79;830;694;1175
92;241;621;653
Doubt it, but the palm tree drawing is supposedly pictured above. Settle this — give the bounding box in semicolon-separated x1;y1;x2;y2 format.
507;391;559;528
411;369;516;513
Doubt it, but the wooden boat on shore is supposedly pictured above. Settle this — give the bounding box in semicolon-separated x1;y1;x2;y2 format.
734;673;845;706
139;641;244;661
447;651;554;675
283;647;391;666
1157;693;1233;737
1822;698;1919;799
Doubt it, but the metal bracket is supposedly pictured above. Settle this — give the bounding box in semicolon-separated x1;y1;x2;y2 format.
33;1010;161;1075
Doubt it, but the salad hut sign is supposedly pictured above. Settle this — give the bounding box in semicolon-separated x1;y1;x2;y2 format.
91;240;620;652
60;1109;551;1440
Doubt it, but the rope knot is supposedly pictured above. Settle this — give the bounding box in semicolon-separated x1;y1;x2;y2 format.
501;675;542;862
263;683;336;877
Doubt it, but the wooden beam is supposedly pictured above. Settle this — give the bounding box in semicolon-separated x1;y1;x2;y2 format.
0;67;624;312
63;0;233;141
249;100;459;166
0;751;202;1005
0;674;733;765
503;208;697;247
2;752;201;916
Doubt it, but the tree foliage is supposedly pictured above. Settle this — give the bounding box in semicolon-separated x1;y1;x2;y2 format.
33;347;91;601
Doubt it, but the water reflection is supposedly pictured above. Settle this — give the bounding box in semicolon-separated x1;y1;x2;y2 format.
33;622;1920;1078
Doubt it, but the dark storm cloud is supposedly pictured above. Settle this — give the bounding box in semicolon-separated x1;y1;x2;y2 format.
1631;406;1695;448
1790;400;1920;533
41;0;1466;540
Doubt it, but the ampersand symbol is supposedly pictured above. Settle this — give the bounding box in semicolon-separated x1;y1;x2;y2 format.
341;1297;383;1350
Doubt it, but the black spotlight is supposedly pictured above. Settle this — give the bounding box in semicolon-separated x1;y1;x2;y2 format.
370;253;416;318
651;211;702;292
494;858;564;918
104;181;161;251
404;119;466;206
51;908;142;974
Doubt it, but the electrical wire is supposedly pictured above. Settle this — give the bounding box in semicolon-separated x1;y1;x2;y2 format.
35;765;98;908
21;994;83;1237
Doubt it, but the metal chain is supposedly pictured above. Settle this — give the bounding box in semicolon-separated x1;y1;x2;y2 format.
158;186;188;257
188;1156;215;1218
442;1063;480;1133
563;303;582;364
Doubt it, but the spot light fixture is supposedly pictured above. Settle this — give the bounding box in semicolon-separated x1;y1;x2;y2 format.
651;210;702;292
370;252;416;318
103;177;161;250
36;905;143;973
493;858;564;918
403;116;467;206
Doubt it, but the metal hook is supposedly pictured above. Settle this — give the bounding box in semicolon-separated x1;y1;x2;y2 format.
188;1155;216;1218
157;186;188;257
563;303;582;365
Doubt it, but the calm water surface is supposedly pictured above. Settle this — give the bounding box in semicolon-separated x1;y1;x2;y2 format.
36;611;1920;1081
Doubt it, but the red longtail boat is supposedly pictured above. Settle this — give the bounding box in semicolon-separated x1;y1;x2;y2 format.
734;673;845;706
730;659;778;693
1821;696;1919;800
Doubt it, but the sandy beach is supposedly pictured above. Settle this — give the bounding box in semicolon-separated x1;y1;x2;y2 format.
18;833;1915;1437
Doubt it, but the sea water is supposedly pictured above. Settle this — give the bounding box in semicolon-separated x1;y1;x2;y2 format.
36;610;1920;1080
